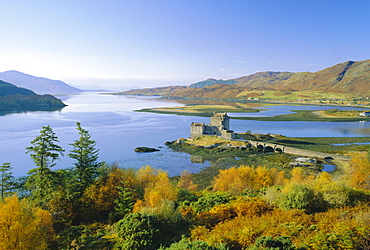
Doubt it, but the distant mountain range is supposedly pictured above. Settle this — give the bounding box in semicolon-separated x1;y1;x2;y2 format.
0;70;82;94
121;60;370;98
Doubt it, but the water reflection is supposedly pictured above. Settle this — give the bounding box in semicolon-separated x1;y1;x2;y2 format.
0;106;64;117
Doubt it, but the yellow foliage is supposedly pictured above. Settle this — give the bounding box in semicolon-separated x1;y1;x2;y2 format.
137;165;160;189
289;167;309;184
212;165;285;193
189;197;370;249
134;168;177;212
231;197;272;217
0;196;54;250
349;152;370;190
311;171;332;192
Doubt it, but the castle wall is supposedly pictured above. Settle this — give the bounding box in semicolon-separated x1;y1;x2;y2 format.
190;122;205;138
221;129;235;140
190;112;232;138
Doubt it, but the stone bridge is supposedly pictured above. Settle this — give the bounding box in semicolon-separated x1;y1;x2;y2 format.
247;140;350;161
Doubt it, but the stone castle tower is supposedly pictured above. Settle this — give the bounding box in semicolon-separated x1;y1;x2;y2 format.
210;112;229;130
190;112;234;139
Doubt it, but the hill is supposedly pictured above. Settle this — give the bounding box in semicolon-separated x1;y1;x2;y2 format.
189;78;236;88
234;60;370;94
0;80;66;112
120;60;370;99
0;70;82;94
0;80;36;96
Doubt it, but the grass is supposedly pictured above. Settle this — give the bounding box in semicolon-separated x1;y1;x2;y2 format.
137;102;370;122
138;104;261;116
186;136;248;147
233;109;370;122
236;90;360;103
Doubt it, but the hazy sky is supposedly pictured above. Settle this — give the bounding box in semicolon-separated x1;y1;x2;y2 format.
0;1;369;90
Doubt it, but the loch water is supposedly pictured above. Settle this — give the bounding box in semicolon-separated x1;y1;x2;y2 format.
1;92;370;177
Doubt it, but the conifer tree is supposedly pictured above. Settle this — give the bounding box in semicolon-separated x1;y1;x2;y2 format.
68;122;100;195
114;181;135;219
25;125;64;205
0;162;14;201
26;125;65;173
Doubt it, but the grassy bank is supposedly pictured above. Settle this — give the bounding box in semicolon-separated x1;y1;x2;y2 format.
136;103;370;122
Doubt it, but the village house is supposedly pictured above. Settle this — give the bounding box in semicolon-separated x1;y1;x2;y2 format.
359;111;370;117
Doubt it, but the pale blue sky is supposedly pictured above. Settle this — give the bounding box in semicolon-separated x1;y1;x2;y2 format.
0;0;369;90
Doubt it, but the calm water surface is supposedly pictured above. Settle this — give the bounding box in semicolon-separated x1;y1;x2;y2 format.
1;93;370;177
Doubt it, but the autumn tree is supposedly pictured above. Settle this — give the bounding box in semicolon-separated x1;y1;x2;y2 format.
177;170;198;191
82;166;140;222
26;125;65;205
0;162;14;201
134;169;177;211
0;196;54;250
349;152;370;190
68;122;100;195
212;165;285;193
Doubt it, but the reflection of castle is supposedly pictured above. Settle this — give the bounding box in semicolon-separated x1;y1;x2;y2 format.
190;112;235;140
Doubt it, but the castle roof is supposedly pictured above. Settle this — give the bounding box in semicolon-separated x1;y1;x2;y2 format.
212;112;228;117
191;122;205;126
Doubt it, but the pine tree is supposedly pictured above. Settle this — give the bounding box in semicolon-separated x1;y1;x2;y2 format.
68;122;100;195
114;181;135;219
26;125;65;174
25;125;65;205
0;163;14;201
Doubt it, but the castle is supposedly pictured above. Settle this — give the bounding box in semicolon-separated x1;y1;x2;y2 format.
190;112;235;140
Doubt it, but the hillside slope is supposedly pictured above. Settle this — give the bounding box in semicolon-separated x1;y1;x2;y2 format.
0;70;82;94
0;80;36;96
121;60;370;99
234;60;370;94
0;80;66;111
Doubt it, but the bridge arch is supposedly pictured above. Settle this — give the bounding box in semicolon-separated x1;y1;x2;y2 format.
275;147;283;153
264;145;274;152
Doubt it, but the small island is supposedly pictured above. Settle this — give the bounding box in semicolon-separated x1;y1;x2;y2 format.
134;146;160;153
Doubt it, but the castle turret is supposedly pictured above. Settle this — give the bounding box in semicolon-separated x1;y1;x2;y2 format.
210;112;229;130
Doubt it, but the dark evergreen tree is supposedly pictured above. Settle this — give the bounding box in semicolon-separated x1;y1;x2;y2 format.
25;125;65;205
114;181;135;220
115;213;159;250
249;236;299;250
0;162;15;201
68;122;100;195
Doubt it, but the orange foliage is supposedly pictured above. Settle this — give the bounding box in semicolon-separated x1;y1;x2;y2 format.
0;196;54;250
83;166;127;211
177;170;198;191
195;197;272;229
231;197;273;217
